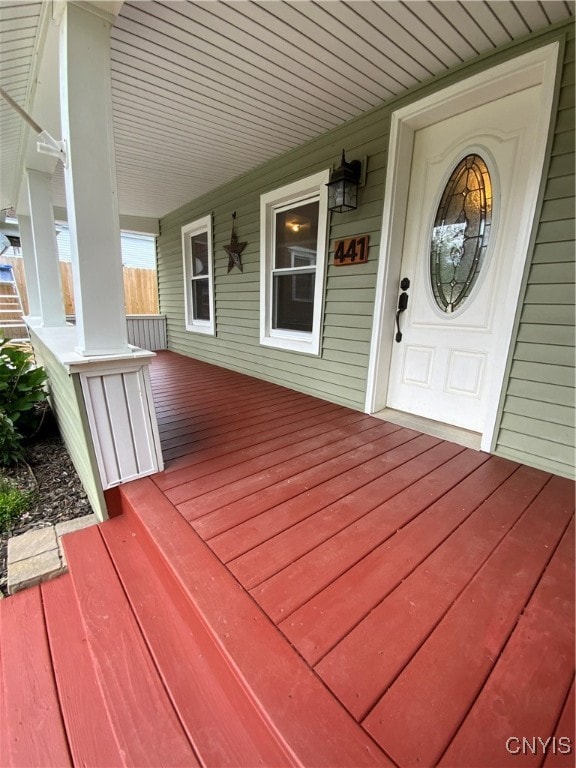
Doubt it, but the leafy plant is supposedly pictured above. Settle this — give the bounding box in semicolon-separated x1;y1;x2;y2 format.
0;412;24;466
0;476;34;533
0;338;48;465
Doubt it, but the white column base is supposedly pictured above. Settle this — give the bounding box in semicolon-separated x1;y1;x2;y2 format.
78;362;164;489
32;325;164;490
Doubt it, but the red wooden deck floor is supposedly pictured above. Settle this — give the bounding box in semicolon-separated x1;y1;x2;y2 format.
1;350;573;767
149;351;575;768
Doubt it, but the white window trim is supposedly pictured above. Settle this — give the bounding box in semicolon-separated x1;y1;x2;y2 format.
260;169;330;355
182;214;215;335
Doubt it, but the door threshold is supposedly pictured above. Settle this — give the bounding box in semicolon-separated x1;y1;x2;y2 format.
372;408;482;451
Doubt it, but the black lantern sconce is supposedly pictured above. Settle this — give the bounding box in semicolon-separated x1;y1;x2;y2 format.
327;150;362;213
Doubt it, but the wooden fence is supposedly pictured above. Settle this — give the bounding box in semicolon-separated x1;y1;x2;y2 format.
0;257;159;316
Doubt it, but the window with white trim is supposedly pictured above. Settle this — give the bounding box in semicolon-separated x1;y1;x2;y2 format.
182;215;215;335
260;170;330;355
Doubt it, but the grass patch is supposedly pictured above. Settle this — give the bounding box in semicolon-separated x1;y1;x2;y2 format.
0;476;35;534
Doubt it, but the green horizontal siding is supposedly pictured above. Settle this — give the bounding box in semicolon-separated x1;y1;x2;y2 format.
30;331;107;520
495;24;575;479
497;429;574;469
158;21;575;477
158;130;388;410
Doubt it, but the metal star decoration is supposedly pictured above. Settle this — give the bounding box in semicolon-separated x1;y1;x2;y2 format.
225;212;247;273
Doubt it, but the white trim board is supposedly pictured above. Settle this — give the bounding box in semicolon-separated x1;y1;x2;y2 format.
365;42;560;453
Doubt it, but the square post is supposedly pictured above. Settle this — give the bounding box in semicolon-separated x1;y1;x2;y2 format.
17;214;41;320
59;2;129;356
25;169;66;327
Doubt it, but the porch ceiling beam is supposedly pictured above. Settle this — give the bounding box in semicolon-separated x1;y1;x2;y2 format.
52;206;160;237
56;1;126;25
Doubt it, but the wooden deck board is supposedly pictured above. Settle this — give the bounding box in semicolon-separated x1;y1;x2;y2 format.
41;576;124;768
157;384;343;459
268;452;505;642
208;433;447;565
165;410;377;505
4;351;572;768
0;587;71;767
157;388;315;441
163;399;344;461
99;515;295;767
543;679;575;768
156;401;352;481
157;405;359;491
362;475;575;768
440;519;575;768
315;463;552;721
179;421;407;525
62;526;200;767
148;352;576;766
226;439;466;586
118;478;394;767
154;394;320;432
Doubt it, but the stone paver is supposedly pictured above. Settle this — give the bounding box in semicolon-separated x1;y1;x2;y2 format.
7;549;63;594
8;526;58;563
7;514;97;595
56;514;97;539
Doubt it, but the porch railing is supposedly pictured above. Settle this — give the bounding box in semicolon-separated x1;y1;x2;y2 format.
65;314;167;351
126;315;167;351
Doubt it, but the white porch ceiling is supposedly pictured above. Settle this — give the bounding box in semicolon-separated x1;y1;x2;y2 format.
1;0;574;222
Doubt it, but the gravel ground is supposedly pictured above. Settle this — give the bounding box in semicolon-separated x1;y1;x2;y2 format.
0;435;91;597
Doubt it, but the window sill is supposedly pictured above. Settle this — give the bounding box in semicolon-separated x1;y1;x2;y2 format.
185;323;215;336
260;332;320;356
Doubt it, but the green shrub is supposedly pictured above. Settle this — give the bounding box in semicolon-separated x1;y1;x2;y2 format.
0;476;34;533
0;339;48;464
0;412;24;467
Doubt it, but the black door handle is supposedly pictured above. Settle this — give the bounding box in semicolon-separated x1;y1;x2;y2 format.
395;277;410;342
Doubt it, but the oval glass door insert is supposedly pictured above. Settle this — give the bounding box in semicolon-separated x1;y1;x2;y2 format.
430;154;493;313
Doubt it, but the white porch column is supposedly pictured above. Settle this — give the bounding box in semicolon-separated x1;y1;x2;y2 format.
59;2;129;357
25;169;66;327
17;214;41;320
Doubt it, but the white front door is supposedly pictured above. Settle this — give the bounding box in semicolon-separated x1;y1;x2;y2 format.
385;84;541;435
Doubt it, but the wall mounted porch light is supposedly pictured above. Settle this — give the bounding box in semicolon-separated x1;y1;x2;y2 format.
326;150;362;213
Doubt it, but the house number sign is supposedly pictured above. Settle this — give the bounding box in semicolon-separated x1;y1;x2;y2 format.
333;235;369;266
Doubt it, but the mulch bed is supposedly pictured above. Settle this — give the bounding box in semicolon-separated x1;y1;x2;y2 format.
0;434;92;597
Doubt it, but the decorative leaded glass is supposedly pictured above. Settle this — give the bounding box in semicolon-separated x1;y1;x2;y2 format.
430;154;492;313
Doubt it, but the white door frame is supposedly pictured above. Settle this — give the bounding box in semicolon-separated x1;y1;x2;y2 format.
365;43;560;452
